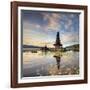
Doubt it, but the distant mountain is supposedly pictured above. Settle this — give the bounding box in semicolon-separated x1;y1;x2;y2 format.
65;44;79;51
23;44;79;51
66;44;79;48
23;45;42;48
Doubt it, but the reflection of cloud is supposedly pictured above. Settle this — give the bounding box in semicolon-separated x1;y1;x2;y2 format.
42;13;61;31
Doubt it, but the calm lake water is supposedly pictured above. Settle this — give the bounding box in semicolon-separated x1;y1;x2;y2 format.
22;51;79;77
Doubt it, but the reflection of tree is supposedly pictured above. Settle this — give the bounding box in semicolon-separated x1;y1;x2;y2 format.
42;50;48;56
41;45;49;55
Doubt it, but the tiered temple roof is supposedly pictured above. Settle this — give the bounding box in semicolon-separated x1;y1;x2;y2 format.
54;32;62;48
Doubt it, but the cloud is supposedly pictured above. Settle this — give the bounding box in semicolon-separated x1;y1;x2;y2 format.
42;13;61;31
65;19;72;29
23;20;45;37
70;14;75;18
22;12;79;47
23;37;32;45
23;20;41;31
23;37;53;47
61;32;79;47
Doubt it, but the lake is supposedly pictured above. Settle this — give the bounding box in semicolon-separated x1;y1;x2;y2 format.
22;50;79;77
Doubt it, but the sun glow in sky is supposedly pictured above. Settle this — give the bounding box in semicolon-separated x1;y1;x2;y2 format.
21;10;80;48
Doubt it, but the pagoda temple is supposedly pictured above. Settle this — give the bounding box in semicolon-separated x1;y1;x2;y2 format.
54;32;62;50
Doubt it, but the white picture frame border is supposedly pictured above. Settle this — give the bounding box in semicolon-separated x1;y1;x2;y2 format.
17;6;84;84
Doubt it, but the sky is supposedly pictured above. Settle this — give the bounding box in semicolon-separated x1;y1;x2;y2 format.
21;10;80;48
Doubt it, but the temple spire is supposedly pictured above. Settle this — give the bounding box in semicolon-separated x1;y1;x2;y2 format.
54;32;62;49
56;32;60;45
